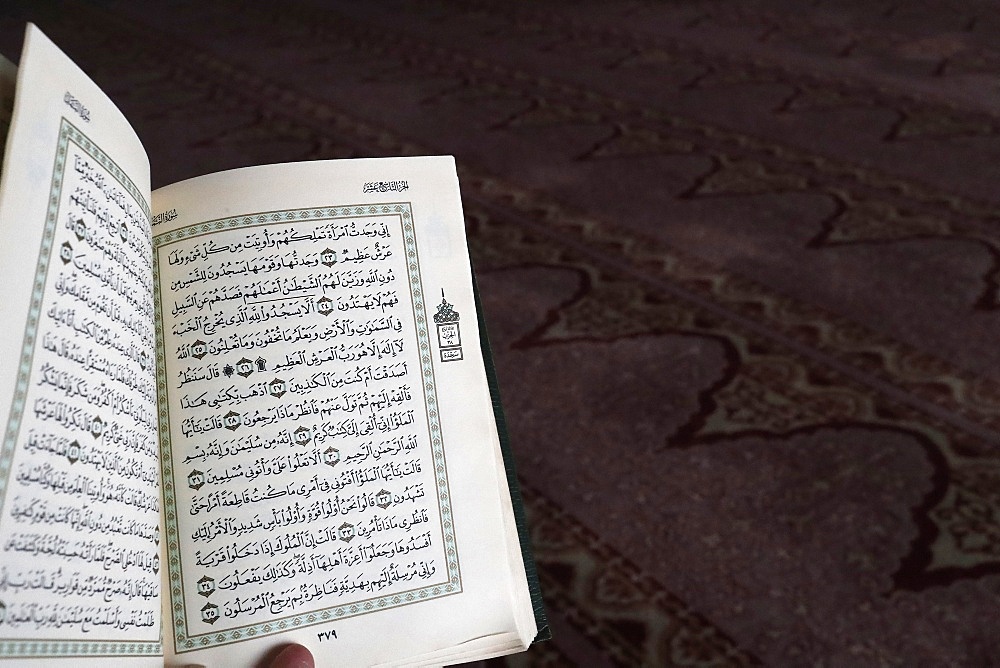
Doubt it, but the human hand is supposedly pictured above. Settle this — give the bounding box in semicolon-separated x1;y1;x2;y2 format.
269;644;315;668
183;642;314;668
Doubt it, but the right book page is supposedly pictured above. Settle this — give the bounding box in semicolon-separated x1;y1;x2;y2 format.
150;156;537;667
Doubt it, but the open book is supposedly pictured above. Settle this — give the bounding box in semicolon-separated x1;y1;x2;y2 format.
0;24;545;667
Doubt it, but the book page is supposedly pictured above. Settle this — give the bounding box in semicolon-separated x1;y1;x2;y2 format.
152;157;535;666
0;26;160;665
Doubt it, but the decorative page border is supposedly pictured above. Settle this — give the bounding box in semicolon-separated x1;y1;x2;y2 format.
152;203;461;652
0;118;158;658
0;639;161;659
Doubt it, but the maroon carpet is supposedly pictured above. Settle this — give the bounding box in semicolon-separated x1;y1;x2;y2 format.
3;1;1000;664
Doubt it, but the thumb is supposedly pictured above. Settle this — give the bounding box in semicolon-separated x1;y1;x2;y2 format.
269;644;315;668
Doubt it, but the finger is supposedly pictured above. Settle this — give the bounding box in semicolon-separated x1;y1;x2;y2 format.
269;643;315;668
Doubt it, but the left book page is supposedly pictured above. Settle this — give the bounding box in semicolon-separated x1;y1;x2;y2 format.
0;25;160;665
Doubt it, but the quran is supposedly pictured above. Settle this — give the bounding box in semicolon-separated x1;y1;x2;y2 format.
0;24;545;667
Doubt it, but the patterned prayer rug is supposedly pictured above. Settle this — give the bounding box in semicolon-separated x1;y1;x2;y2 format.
3;0;1000;664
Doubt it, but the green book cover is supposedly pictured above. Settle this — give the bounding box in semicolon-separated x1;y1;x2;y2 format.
472;273;551;644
